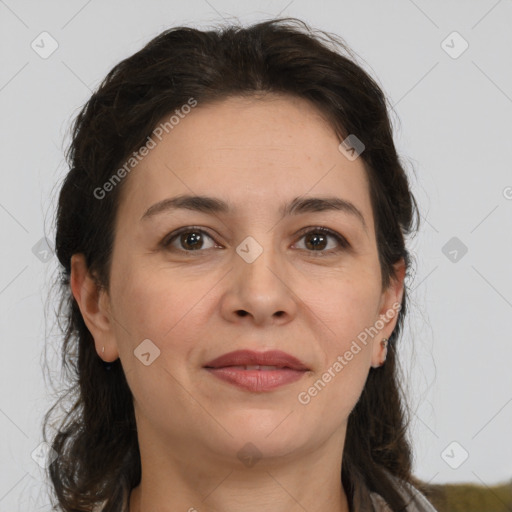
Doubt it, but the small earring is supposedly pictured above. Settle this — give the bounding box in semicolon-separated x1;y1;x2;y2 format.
102;346;105;354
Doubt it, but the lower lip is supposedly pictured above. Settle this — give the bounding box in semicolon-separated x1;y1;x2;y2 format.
205;367;307;392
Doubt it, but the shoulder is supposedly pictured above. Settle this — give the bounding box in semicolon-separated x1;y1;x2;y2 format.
369;475;438;512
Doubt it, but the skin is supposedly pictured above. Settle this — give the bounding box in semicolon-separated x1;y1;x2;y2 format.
71;93;405;512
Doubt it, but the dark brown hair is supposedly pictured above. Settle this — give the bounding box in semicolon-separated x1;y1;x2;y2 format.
43;17;427;512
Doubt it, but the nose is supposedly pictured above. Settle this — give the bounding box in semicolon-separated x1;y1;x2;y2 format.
219;239;298;326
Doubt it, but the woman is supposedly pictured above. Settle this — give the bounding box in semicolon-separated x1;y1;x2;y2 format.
43;17;438;512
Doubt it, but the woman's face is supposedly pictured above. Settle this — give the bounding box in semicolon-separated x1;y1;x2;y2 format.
77;94;404;467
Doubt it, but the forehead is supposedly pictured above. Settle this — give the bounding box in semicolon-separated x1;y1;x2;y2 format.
154;94;339;165
116;94;373;229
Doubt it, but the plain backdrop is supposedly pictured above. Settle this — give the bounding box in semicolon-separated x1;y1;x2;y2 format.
1;0;511;510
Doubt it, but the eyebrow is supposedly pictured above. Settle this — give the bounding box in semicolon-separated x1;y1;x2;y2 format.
141;194;367;232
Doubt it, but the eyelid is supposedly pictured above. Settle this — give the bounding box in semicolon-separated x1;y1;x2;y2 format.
161;225;350;254
294;227;351;256
161;225;219;249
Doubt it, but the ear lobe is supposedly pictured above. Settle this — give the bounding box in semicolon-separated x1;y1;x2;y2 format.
70;254;119;362
371;258;406;368
378;258;406;331
371;338;388;369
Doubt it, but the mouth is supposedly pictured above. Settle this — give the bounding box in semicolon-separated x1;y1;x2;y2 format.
203;350;309;392
204;349;309;371
204;366;307;392
215;365;292;370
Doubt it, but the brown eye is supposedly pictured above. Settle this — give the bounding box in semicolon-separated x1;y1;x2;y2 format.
179;231;205;250
304;232;329;251
161;225;349;256
295;227;349;254
163;228;216;252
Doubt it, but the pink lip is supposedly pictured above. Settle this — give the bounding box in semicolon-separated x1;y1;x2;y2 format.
203;350;310;392
205;367;307;392
204;349;309;370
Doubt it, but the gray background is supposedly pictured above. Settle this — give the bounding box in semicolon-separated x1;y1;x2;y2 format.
1;0;511;510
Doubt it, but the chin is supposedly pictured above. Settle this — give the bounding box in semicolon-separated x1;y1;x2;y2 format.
212;412;311;456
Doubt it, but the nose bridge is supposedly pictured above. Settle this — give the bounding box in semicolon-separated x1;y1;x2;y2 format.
229;231;296;322
235;233;281;289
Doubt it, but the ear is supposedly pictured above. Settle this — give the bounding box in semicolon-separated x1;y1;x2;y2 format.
370;257;406;368
70;253;119;362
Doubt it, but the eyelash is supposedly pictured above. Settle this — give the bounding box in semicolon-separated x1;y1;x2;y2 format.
161;225;350;256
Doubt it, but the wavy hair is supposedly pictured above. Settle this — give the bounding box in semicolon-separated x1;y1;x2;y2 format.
43;17;427;511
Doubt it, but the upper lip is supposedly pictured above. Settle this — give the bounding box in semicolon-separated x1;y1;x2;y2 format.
204;350;309;370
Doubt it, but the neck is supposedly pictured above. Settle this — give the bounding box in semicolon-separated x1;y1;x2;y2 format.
128;426;351;512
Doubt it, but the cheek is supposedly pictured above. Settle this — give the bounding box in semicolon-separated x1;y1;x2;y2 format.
294;316;373;441
110;263;225;402
110;267;213;420
308;271;382;350
298;356;370;439
296;272;379;413
112;264;211;344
